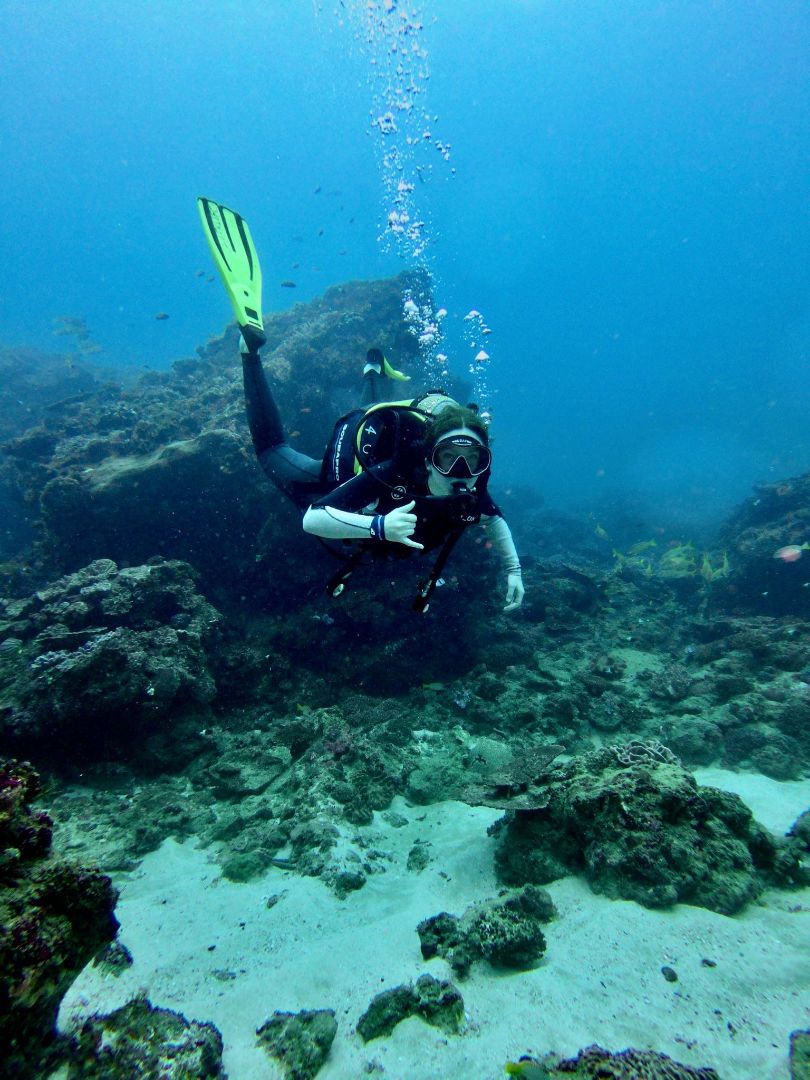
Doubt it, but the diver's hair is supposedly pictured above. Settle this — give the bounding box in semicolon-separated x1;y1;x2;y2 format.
427;403;490;447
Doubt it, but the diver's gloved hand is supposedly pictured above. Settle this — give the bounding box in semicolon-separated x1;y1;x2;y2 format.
503;571;524;612
383;500;424;550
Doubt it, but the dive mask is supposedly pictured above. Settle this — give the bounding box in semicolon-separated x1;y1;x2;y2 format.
430;433;491;479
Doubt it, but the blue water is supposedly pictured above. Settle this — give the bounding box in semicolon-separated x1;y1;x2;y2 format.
1;0;808;526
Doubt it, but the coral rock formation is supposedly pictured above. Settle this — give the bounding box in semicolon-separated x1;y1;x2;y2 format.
0;760;118;1078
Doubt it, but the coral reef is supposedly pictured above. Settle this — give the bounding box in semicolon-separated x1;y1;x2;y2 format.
0;345;100;566
491;745;805;913
0;558;221;753
417;884;555;977
65;996;225;1078
0;760;118;1078
1;272;432;600
356;973;464;1042
718;473;810;614
256;1009;338;1080
532;1044;720;1079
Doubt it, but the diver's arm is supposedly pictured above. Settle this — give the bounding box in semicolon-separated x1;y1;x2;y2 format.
482;514;524;612
303;505;376;540
304;465;423;548
303;502;423;549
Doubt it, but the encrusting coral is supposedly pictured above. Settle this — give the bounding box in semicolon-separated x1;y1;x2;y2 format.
0;760;118;1078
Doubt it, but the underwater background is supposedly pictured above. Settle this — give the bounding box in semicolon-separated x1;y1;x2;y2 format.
1;2;810;1079
2;0;809;523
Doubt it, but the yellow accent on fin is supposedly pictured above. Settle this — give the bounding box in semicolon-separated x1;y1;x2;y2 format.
382;355;410;381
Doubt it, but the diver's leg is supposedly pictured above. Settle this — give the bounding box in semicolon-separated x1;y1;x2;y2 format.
242;349;285;454
241;349;322;501
361;347;385;407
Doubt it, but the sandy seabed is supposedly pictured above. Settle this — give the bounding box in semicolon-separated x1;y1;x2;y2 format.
59;769;810;1080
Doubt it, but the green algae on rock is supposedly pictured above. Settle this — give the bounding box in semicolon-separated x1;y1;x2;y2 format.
418;884;555;978
790;1029;810;1080
356;973;464;1042
0;760;119;1079
256;1008;338;1080
66;997;225;1079
492;744;801;913
0;558;221;754
536;1043;720;1079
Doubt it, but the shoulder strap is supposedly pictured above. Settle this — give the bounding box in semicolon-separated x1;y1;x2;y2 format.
413;526;466;614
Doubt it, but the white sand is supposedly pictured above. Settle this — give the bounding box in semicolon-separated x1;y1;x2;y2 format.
59;770;810;1080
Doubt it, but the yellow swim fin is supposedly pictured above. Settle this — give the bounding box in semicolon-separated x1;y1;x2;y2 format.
197;196;266;352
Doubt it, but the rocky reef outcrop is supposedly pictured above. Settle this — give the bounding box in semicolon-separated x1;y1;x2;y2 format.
718;473;810;614
0;558;221;754
519;1044;720;1079
65;997;226;1079
417;884;555;977
488;743;807;913
356;973;464;1042
0;760;118;1078
256;1008;337;1080
0;345;101;566
1;272;432;601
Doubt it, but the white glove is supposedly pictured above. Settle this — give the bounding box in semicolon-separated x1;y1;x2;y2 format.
384;500;424;549
504;571;524;612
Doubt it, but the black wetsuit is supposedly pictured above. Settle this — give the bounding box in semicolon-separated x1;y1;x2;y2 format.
241;352;501;555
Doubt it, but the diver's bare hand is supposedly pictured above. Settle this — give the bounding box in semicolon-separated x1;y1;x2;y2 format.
384;501;423;549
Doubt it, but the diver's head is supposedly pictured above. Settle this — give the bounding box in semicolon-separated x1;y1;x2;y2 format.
425;403;491;492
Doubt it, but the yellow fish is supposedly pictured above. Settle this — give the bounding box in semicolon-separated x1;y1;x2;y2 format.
628;539;657;556
505;1060;550;1078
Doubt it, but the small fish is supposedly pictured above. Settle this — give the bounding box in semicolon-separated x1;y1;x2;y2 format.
314;185;321;194
300;406;312;413
280;280;297;288
195;269;206;277
318;228;324;236
206;275;215;282
594;524;609;540
773;544;810;563
628;539;657;556
422;681;445;692
154;312;170;320
289;430;301;438
505;1060;549;1079
292;262;300;269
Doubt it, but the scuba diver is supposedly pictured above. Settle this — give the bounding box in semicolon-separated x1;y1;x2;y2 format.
198;197;524;614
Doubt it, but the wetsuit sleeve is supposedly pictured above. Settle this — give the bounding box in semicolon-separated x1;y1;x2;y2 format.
310;467;390;511
302;465;392;540
482;513;521;574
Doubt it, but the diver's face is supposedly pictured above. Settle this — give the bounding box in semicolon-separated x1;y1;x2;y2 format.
425;463;475;495
426;427;490;494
